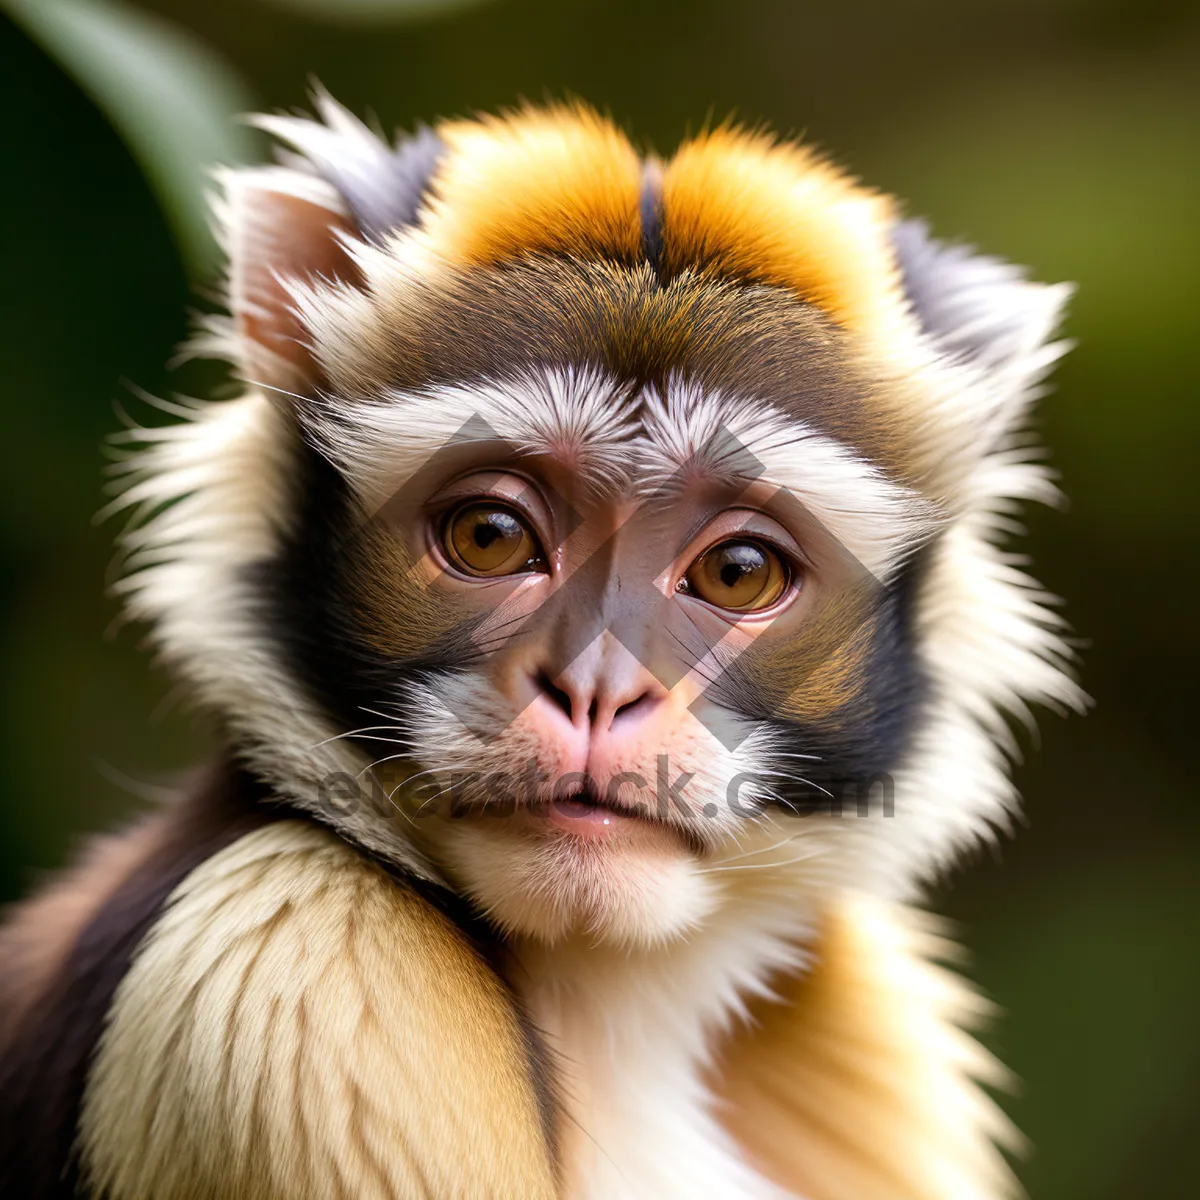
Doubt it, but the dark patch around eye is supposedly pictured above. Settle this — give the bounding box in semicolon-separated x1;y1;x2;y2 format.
259;439;927;841
708;548;929;812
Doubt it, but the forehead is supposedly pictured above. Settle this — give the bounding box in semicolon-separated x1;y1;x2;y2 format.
296;107;942;575
311;257;920;479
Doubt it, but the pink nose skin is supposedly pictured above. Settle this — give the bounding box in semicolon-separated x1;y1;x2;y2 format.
522;635;669;806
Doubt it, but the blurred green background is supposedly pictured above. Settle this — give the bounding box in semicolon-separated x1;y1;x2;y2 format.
1;0;1197;1194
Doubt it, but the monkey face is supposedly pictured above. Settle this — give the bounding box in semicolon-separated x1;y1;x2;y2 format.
264;360;938;947
378;457;824;945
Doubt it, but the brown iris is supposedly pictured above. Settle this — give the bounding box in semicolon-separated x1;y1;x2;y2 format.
441;502;544;576
683;539;790;612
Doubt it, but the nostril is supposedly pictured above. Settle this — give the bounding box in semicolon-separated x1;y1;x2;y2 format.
611;691;656;727
533;672;659;731
535;670;574;721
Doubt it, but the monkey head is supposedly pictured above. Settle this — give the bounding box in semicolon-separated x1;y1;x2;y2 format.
114;97;1080;949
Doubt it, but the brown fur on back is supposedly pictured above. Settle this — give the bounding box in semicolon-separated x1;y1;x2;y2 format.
0;764;277;1197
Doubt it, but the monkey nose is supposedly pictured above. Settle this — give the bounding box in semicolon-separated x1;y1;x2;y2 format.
524;635;668;757
530;666;662;736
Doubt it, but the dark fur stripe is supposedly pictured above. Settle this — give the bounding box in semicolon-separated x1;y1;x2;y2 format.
0;762;278;1198
639;157;665;280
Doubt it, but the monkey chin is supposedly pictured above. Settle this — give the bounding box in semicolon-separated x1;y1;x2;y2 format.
432;812;720;948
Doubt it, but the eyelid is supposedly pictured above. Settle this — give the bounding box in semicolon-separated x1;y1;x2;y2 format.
427;471;554;540
678;508;807;571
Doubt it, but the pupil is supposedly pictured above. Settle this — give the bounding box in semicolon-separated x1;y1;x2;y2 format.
474;520;502;549
470;510;520;552
715;543;765;591
720;562;746;588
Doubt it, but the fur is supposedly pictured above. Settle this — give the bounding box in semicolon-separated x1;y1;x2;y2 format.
79;821;557;1200
300;366;940;580
253;87;444;245
713;895;1021;1200
660;126;904;337
0;765;277;1197
423;104;643;271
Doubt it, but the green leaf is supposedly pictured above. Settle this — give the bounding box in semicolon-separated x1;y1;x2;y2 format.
4;0;257;276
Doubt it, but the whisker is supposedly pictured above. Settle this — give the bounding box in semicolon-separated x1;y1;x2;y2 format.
756;769;835;801
356;749;420;780
697;846;823;875
378;788;419;829
358;704;408;723
708;829;807;866
309;724;405;749
414;780;458;817
335;733;414;748
384;765;448;801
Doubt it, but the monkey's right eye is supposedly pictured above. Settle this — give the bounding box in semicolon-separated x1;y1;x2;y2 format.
441;502;546;577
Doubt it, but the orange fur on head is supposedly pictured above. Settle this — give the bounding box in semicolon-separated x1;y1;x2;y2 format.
662;128;904;337
424;104;643;269
407;106;908;343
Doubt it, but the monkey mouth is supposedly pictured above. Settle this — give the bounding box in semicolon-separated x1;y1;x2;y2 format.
527;778;634;839
545;788;632;838
525;780;702;851
446;777;706;854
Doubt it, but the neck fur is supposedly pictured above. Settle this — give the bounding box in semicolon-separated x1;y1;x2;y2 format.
509;885;817;1200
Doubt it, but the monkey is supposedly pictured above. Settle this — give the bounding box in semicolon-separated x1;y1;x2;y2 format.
0;92;1083;1200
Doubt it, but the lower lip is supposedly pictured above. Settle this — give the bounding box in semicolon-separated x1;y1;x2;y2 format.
544;796;633;839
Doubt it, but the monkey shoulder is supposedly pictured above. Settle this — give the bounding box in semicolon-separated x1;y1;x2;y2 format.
77;819;557;1200
0;793;556;1200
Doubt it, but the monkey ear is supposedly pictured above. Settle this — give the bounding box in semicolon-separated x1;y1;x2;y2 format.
214;167;363;396
210;92;446;396
892;219;1072;444
251;90;444;247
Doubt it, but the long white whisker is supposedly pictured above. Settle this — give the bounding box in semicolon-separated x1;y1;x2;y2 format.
697;847;823;875
310;724;406;749
760;771;835;800
356;750;421;780
708;830;807;866
358;704;406;723
385;765;448;801
414;781;458;817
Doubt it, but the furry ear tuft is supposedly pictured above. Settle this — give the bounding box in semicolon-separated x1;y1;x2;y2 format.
893;219;1072;447
251;88;445;245
212;167;363;395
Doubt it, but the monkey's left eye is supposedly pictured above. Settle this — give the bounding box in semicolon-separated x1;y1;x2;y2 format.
679;539;791;612
441;502;546;577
